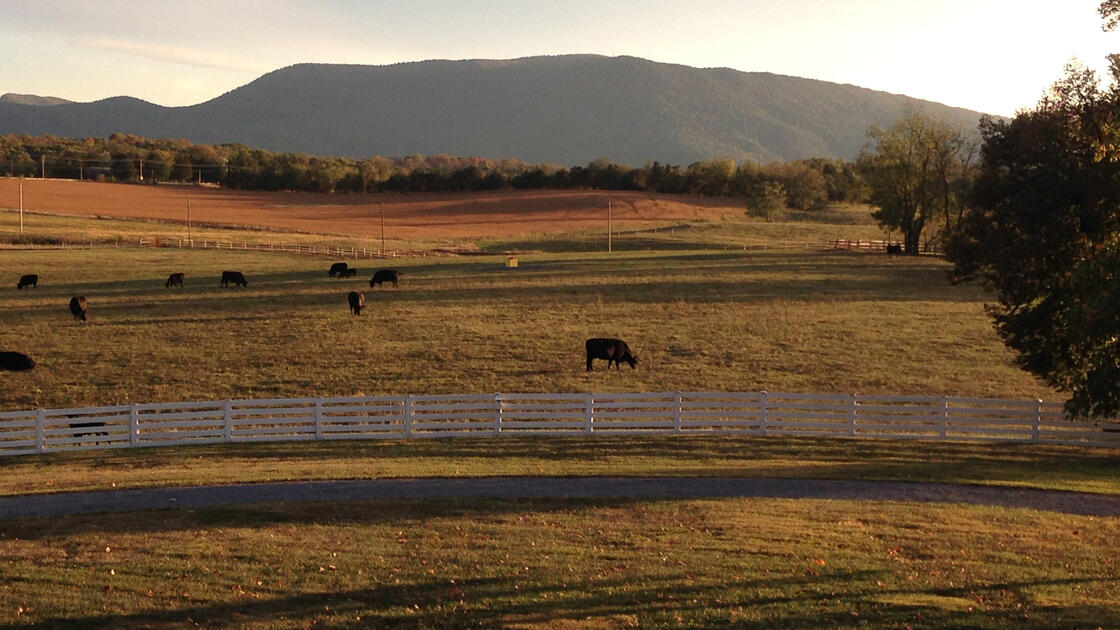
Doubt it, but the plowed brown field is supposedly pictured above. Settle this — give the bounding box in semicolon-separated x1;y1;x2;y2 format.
0;179;743;241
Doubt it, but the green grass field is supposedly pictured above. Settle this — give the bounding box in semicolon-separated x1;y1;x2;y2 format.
2;208;1115;629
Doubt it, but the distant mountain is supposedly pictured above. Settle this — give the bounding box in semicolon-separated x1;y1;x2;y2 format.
1;93;72;106
0;55;987;165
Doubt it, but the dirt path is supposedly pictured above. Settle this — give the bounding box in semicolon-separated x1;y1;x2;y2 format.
2;477;1118;520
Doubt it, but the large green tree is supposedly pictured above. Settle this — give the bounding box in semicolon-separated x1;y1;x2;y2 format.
859;112;974;254
945;58;1120;418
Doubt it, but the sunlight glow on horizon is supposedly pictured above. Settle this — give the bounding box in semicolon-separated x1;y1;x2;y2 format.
2;0;1117;117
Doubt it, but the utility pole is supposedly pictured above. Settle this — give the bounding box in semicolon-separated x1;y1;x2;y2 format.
380;204;386;255
187;196;192;243
607;201;612;253
19;178;24;234
40;155;45;179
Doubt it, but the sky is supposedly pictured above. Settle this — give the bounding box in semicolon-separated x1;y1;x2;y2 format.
2;0;1117;117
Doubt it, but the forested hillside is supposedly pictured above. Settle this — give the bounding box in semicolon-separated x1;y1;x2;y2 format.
0;55;986;165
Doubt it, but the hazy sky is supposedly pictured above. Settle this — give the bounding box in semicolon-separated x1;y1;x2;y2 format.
2;1;1116;116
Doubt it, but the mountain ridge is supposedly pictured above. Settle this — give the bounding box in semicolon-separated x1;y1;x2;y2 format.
0;93;73;106
0;55;987;165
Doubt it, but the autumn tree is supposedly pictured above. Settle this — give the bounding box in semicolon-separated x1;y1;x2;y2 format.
745;181;787;221
762;160;829;210
685;159;736;195
945;56;1120;418
859;111;974;254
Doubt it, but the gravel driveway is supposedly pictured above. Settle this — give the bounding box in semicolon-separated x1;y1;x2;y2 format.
2;476;1118;521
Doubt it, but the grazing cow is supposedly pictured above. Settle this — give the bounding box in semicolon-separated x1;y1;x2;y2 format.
340;268;358;278
0;351;35;371
165;272;185;288
585;338;638;371
69;295;88;322
69;421;108;444
329;262;349;277
17;274;38;289
370;269;400;288
348;291;365;315
221;270;248;287
886;244;903;257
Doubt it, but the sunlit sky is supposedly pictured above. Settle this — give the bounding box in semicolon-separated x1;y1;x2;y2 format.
2;0;1117;116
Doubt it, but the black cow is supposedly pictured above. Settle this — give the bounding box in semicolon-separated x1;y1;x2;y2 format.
69;296;88;322
340;268;358;278
221;270;248;287
69;421;108;444
17;274;37;289
165;272;185;288
348;291;365;315
370;269;400;288
329;262;349;277
886;244;903;257
585;338;638;371
0;351;35;371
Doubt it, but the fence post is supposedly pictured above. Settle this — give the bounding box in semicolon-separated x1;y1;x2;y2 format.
223;400;233;442
585;393;594;433
493;393;503;436
673;391;683;433
314;398;324;440
941;397;950;438
35;409;45;453
404;396;414;438
848;393;858;437
1032;399;1042;443
759;391;768;434
129;403;139;447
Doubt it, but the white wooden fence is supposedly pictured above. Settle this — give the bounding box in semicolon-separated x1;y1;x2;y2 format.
2;391;1118;457
136;238;399;259
826;239;941;254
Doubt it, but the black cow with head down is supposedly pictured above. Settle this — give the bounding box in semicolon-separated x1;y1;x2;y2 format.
69;296;88;321
370;269;400;288
165;272;185;288
0;351;35;371
348;291;365;315
585;338;638;371
17;274;37;289
221;271;248;287
329;262;349;277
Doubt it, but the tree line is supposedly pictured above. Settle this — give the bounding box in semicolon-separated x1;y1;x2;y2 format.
0;134;865;210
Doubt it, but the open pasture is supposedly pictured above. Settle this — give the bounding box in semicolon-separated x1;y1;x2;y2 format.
0;241;1053;412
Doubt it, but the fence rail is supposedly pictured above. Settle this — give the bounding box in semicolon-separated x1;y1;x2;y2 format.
136;238;399;259
2;391;1118;457
826;239;942;254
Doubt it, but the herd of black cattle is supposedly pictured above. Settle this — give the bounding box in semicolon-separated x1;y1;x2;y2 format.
2;262;638;374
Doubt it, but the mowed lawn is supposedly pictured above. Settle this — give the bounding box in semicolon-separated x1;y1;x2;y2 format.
0;244;1052;412
1;497;1118;629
